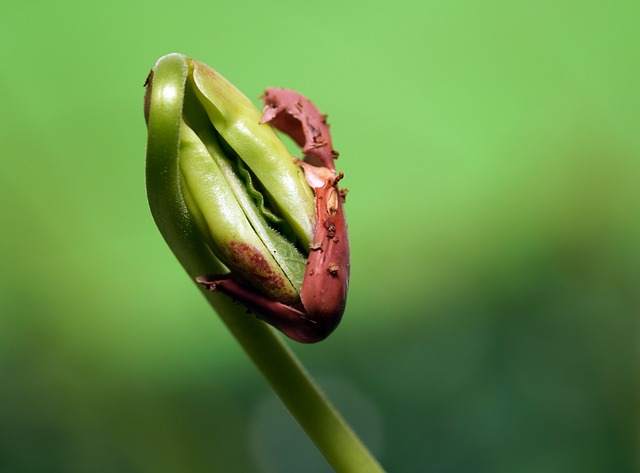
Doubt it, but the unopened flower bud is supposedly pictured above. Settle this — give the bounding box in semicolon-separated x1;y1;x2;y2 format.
145;54;349;342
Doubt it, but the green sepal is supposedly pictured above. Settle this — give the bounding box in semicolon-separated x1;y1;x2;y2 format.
187;59;316;250
178;121;304;303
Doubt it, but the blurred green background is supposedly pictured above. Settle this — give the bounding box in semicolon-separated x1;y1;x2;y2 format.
1;1;638;471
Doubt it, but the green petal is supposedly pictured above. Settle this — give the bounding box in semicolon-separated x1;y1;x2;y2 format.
188;59;316;250
179;121;301;304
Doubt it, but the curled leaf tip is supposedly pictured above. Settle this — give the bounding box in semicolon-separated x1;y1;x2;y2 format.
261;88;338;171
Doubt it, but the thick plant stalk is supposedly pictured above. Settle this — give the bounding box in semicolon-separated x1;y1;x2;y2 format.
145;53;385;472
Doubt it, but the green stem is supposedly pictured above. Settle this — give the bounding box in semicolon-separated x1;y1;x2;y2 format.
145;53;385;473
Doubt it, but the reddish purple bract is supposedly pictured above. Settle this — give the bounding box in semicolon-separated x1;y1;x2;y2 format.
198;89;349;343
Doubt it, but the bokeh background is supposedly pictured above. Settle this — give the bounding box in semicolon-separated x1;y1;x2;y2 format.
1;1;638;471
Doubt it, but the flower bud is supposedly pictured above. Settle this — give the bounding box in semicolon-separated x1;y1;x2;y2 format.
145;54;350;342
146;55;315;304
